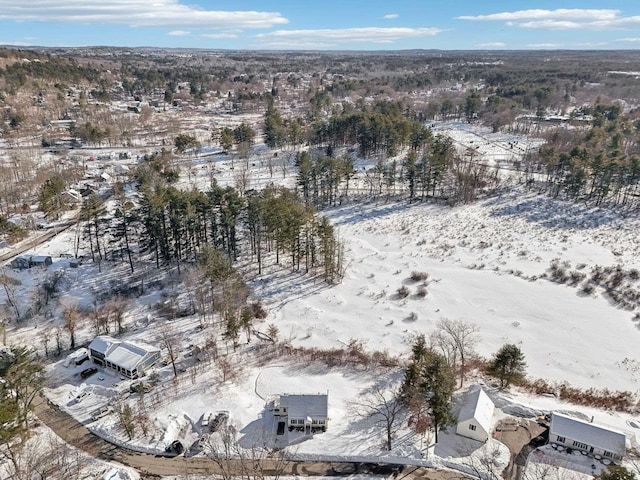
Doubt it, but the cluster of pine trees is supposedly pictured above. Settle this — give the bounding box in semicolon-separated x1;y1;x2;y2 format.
532;102;640;208
78;161;345;285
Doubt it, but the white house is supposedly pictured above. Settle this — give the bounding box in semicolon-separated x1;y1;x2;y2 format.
549;412;626;463
273;393;328;435
456;387;495;442
88;336;161;379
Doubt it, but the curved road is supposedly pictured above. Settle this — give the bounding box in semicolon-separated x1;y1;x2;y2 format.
33;394;461;479
0;217;80;265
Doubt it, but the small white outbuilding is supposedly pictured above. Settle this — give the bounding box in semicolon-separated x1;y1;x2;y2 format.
456;387;495;442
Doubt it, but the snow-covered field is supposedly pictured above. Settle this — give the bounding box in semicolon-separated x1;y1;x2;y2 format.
4;121;640;478
261;191;640;393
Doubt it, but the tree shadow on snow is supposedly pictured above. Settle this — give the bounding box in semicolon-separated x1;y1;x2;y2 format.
485;194;629;231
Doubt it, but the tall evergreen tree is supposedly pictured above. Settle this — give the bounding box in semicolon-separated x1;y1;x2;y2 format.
401;336;456;443
487;343;527;388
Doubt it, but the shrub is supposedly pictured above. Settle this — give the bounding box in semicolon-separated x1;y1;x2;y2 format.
415;285;428;298
548;259;569;284
581;283;595;296
569;271;586;285
251;301;267;319
410;271;429;282
397;285;410;298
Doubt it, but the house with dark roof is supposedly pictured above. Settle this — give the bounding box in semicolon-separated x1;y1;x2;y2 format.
10;255;52;269
549;412;626;463
88;335;160;379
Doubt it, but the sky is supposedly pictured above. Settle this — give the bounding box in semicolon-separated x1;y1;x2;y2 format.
1;1;640;50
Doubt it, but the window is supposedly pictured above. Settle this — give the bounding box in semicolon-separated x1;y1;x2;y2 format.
469;424;477;431
604;451;613;458
572;441;588;450
556;436;566;443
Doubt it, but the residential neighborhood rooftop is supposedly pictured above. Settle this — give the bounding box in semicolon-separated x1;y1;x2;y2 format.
550;412;627;456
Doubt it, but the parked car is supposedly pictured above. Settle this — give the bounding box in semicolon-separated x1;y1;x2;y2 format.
80;367;97;379
531;435;547;447
91;406;111;421
210;411;229;432
74;391;90;403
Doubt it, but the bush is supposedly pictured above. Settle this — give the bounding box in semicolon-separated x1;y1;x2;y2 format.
415;285;428;298
251;301;267;319
410;271;429;282
548;259;569;284
397;285;410;298
521;378;636;412
580;283;595;296
569;271;586;285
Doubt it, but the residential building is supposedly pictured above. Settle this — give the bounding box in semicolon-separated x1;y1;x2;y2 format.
456;386;495;442
88;335;160;379
549;412;626;463
273;393;328;435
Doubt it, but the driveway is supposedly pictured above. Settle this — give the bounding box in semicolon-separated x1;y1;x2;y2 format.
494;418;546;480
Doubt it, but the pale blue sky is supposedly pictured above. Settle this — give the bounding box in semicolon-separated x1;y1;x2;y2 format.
1;1;640;50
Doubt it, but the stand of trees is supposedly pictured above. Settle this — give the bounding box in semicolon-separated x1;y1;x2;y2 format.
531;103;640;209
401;335;456;444
73;165;345;287
0;347;46;476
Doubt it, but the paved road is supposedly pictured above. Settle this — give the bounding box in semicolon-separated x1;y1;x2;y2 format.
0;218;79;265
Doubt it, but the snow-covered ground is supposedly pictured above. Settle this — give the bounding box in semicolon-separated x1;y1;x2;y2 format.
4;121;640;478
29;184;640;479
432;121;545;168
260;191;640;393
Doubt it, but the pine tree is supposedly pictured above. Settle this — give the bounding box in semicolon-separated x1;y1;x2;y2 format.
421;349;456;443
401;336;456;443
487;343;527;388
1;346;45;433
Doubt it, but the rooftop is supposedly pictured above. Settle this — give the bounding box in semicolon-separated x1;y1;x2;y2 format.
550;412;626;455
281;394;328;418
458;387;495;432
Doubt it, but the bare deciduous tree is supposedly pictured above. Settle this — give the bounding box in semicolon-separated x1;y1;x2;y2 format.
433;318;480;388
106;296;128;334
3;432;89;480
158;324;180;377
63;304;81;350
0;268;21;321
217;355;237;382
462;444;507;480
351;386;404;451
203;422;289;480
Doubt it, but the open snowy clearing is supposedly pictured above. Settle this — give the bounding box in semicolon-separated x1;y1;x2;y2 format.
256;189;640;393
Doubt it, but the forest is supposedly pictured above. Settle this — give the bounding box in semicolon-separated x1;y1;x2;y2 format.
0;47;639;308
